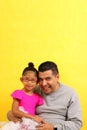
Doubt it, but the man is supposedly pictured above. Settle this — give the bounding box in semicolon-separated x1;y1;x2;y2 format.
7;61;82;130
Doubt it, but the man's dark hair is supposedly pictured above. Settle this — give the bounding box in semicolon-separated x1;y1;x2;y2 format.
38;61;59;75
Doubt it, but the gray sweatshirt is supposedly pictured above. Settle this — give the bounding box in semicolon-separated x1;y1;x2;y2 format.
36;83;82;130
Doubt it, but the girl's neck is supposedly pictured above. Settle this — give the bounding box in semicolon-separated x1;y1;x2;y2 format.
22;88;34;95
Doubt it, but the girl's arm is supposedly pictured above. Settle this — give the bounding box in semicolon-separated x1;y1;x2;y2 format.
12;98;45;123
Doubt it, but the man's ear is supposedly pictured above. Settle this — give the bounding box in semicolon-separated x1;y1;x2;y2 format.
56;73;59;79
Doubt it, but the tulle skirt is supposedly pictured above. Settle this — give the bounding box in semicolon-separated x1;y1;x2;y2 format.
1;117;38;130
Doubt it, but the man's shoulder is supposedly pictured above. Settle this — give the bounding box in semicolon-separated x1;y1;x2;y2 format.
34;85;42;95
60;83;77;95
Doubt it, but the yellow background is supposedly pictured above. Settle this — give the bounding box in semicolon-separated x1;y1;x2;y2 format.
0;0;87;130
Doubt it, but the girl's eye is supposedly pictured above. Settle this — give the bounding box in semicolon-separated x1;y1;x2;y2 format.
23;78;36;83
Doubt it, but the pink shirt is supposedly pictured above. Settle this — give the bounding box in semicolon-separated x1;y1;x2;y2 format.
11;90;44;115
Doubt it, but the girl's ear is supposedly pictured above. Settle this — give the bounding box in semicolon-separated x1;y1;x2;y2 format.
20;77;23;82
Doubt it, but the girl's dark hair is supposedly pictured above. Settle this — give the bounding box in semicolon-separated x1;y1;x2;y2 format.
22;62;38;77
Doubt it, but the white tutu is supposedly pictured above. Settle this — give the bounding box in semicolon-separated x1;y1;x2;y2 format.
1;117;38;130
1;121;20;130
1;106;39;130
20;117;38;130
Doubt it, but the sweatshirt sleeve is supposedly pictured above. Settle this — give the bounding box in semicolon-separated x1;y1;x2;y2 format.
56;92;83;130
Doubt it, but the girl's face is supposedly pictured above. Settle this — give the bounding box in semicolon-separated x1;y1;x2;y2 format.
20;71;38;92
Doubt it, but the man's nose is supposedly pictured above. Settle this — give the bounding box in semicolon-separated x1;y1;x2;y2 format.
42;80;47;86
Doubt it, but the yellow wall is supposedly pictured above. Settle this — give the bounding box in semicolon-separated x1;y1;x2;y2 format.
0;0;87;129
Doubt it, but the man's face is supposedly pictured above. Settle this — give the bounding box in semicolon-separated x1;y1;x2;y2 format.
38;70;59;94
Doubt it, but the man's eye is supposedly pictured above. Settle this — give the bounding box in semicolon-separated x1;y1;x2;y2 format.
46;77;51;81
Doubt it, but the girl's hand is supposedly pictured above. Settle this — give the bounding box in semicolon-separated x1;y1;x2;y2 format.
36;122;54;130
33;115;45;123
7;110;22;123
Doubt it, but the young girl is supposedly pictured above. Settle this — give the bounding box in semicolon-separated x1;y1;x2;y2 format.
2;62;44;130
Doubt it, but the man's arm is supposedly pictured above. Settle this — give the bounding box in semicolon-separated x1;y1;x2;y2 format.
36;91;82;130
57;93;82;130
55;92;83;130
54;92;82;130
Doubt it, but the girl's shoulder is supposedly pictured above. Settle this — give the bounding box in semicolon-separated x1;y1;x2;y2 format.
34;93;44;105
33;93;43;100
11;89;24;99
34;93;42;97
11;89;23;94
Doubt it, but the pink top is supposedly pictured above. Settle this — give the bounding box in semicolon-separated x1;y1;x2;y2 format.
11;90;44;115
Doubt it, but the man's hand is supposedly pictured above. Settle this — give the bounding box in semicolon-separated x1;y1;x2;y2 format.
36;122;54;130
